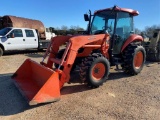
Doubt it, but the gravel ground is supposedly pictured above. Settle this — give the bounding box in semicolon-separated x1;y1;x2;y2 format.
0;50;160;120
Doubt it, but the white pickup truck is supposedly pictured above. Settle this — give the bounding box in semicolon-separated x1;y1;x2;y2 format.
0;27;52;56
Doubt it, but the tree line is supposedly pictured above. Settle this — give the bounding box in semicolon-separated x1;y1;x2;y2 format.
49;24;160;37
49;25;85;35
135;24;160;37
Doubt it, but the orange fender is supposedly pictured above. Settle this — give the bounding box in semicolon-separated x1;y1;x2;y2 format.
121;34;143;52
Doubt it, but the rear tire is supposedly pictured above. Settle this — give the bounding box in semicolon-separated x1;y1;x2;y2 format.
0;47;3;57
122;44;146;75
79;53;110;88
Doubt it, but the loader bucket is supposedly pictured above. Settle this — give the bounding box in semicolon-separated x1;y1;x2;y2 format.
12;59;60;105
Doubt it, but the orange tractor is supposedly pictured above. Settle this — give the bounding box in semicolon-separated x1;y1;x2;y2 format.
12;6;146;105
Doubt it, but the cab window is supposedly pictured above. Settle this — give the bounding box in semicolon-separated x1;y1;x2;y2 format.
25;30;35;37
10;29;23;37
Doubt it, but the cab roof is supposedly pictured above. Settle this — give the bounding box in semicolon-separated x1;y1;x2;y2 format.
94;6;139;16
6;27;35;30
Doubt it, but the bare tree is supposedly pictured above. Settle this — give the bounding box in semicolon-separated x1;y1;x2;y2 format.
135;28;141;34
144;24;160;35
61;25;68;31
54;25;85;35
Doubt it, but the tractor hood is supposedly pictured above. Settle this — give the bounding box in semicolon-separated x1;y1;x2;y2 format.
51;34;109;52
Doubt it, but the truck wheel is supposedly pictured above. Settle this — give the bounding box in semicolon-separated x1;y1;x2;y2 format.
79;53;110;88
0;47;3;57
122;45;146;75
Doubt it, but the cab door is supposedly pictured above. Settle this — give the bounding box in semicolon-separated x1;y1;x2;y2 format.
24;29;38;49
113;12;133;54
5;29;26;50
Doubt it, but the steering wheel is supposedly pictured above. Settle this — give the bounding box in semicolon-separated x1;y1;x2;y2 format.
93;30;106;35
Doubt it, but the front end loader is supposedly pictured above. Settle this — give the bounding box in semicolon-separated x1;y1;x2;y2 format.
12;6;146;105
12;34;110;105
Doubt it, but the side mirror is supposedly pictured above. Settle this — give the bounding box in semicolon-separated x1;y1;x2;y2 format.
7;33;14;38
49;27;54;33
11;33;14;38
84;14;89;21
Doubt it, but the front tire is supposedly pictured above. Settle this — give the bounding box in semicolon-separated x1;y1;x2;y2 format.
79;53;110;88
122;44;146;75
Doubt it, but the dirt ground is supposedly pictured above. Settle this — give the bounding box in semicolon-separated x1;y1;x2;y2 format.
0;50;160;120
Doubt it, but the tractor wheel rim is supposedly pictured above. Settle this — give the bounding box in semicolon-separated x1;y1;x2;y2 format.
134;51;143;69
92;63;105;81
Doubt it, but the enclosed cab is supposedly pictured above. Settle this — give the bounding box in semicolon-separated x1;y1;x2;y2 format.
84;6;145;67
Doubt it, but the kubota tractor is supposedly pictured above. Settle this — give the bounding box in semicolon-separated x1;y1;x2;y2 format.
12;6;146;105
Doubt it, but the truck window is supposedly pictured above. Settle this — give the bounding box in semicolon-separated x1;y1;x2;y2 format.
46;28;49;32
25;30;35;37
10;29;23;37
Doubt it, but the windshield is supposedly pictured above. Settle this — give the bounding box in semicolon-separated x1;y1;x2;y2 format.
0;28;12;36
90;11;115;35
